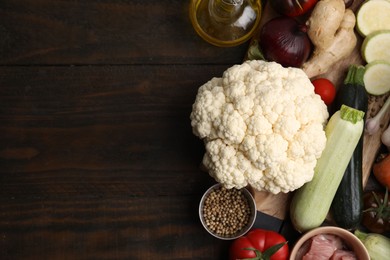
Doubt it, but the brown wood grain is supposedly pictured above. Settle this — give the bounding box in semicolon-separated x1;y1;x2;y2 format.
0;0;248;259
0;65;225;197
0;0;248;65
0;65;234;258
0;197;229;259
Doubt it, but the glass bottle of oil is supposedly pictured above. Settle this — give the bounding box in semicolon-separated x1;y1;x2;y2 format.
189;0;262;47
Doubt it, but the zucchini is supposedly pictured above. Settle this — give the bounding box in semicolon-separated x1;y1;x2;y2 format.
290;105;365;233
331;65;368;230
355;230;390;260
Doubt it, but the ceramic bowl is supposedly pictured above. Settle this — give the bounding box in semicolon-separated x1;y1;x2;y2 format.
289;226;370;260
199;183;257;240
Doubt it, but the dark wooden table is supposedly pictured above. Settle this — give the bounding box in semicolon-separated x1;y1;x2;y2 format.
0;1;253;259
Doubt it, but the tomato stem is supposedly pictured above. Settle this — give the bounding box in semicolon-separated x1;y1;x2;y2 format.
239;242;288;260
363;189;390;220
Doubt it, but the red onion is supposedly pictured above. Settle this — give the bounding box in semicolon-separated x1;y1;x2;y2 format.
270;0;318;17
259;17;312;68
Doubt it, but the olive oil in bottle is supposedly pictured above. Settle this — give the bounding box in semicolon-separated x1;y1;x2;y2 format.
189;0;262;47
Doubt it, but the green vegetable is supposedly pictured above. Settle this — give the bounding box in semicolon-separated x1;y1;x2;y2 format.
363;61;390;95
290;105;365;232
356;0;390;37
331;65;368;230
361;30;390;63
355;230;390;260
246;40;265;61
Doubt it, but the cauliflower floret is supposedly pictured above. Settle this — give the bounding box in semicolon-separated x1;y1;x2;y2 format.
190;77;225;140
190;60;329;194
203;139;249;189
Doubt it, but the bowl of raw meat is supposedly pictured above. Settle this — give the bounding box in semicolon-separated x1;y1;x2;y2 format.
289;226;370;260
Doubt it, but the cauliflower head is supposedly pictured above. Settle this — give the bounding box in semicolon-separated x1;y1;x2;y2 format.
190;60;329;194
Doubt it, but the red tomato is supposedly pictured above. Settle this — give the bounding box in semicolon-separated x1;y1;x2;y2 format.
270;0;318;17
229;229;289;260
311;78;336;106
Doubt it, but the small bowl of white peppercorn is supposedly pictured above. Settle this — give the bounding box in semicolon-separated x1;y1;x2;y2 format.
199;183;257;240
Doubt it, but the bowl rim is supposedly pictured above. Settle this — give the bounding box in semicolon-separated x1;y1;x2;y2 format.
198;183;257;240
289;226;370;260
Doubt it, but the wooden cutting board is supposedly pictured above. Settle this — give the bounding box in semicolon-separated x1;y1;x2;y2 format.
248;0;390;221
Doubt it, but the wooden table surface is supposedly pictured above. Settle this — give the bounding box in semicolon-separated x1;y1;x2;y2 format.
0;1;252;259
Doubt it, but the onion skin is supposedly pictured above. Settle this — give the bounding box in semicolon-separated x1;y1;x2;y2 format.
259;17;312;68
270;0;318;17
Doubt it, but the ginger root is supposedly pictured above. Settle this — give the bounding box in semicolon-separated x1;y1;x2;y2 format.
306;0;345;50
302;0;357;79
